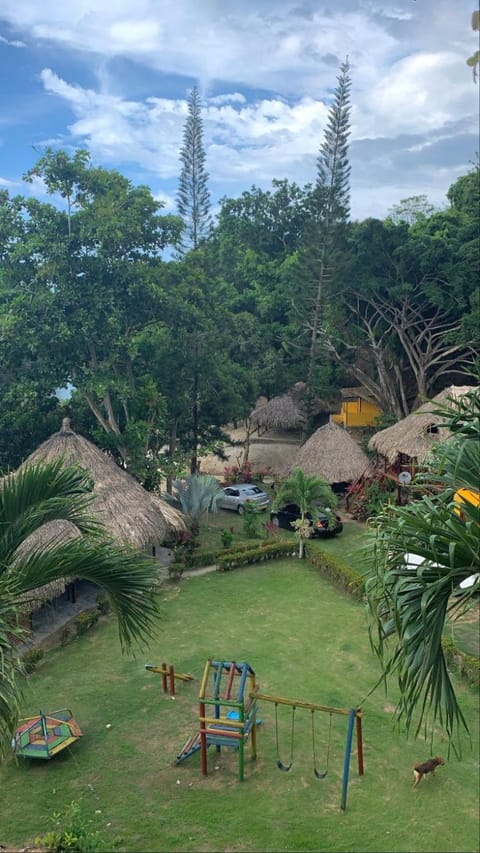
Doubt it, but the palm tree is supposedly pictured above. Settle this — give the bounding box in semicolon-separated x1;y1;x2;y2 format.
365;386;479;750
0;459;161;752
273;468;337;557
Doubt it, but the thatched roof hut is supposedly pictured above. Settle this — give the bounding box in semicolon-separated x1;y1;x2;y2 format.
250;382;339;432
20;418;186;550
368;385;477;464
289;419;372;486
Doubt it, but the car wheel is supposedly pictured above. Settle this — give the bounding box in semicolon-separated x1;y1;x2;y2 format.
237;505;244;515
271;515;280;528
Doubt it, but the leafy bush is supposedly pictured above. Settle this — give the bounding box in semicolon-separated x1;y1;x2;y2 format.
263;519;280;539
74;609;100;636
35;800;117;853
441;637;480;688
217;541;297;571
304;545;365;600
96;595;111;615
346;475;397;521
21;647;44;674
222;461;272;485
242;501;262;538
220;527;234;549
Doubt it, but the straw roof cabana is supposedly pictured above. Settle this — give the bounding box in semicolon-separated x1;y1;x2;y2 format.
368;385;477;465
250;382;339;432
289;419;373;486
20;417;185;551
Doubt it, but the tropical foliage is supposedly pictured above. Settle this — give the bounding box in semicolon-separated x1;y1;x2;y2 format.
273;468;337;557
0;459;161;751
365;386;480;749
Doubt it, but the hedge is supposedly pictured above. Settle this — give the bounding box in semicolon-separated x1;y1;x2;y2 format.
304;543;365;600
441;636;480;689
217;541;297;572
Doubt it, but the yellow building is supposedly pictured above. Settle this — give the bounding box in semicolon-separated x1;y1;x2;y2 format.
332;387;382;428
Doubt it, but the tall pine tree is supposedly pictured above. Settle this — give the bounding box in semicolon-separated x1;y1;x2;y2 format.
303;59;351;425
177;86;212;252
176;85;213;473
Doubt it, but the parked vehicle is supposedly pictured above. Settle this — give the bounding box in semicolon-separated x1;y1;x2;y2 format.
270;503;343;537
219;484;270;513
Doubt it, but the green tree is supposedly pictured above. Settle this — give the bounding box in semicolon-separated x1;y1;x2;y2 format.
0;459;161;751
365;386;480;749
0;152;182;477
273;468;337;557
303;58;352;421
321;173;479;416
177;86;212;252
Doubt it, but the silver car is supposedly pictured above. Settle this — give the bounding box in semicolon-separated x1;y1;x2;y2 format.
219;483;270;513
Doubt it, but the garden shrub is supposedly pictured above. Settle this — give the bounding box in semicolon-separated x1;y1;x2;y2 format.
217;541;297;571
304;544;365;600
74;609;100;636
220;527;234;548
21;647;44;674
35;799;117;853
241;501;262;538
441;637;480;688
96;595;111;615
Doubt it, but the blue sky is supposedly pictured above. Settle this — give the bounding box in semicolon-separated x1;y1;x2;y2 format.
0;0;477;222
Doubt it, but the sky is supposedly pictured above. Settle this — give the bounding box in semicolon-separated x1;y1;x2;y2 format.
0;0;478;223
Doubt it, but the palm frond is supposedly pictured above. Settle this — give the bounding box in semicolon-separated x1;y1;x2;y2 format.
365;388;480;749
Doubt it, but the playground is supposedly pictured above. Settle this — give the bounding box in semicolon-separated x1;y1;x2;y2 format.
1;558;478;853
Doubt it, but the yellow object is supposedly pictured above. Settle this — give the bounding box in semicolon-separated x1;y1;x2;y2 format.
453;488;480;519
332;388;382;428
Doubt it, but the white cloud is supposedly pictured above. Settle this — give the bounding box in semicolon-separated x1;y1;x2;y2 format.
1;0;476;219
0;34;26;47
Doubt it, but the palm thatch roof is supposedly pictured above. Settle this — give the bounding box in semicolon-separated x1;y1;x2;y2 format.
250;382;339;431
20;418;186;549
289;419;373;484
368;385;477;464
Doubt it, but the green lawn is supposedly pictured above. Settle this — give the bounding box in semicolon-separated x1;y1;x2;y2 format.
1;551;478;853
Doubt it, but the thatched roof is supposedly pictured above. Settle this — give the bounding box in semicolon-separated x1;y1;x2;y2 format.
340;386;379;404
368;385;477;464
289;419;373;484
9;520;81;613
250;382;339;431
21;418;186;549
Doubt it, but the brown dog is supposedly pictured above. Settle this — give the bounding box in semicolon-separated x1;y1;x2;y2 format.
413;756;445;788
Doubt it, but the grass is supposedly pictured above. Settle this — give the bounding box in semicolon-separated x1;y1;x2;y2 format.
1;546;478;853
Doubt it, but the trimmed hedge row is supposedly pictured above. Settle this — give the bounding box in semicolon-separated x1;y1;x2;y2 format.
217;541;297;572
441;636;480;689
304;543;365;601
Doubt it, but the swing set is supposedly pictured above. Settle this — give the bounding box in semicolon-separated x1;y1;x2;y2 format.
261;692;363;810
174;659;364;811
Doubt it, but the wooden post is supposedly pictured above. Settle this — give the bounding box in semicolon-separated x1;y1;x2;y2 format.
169;665;175;697
161;662;167;693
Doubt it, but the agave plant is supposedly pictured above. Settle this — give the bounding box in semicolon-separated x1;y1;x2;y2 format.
0;459;161;752
164;474;223;538
365;386;480;750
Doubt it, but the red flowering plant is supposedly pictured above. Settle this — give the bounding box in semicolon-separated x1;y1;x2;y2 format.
222;461;272;486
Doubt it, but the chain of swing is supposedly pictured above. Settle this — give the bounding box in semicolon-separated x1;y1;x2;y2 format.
274;703;333;779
